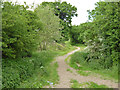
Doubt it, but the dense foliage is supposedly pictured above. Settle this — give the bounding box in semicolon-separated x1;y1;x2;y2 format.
34;5;61;50
2;1;62;58
2;1;77;88
2;2;42;58
41;1;77;40
2;0;119;88
2;51;56;88
85;2;119;69
70;2;119;69
70;24;87;45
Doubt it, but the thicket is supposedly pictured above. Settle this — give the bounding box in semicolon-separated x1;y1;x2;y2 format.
2;51;57;88
2;1;77;88
70;24;87;45
2;1;60;88
41;1;78;40
2;1;77;58
2;2;43;58
70;2;119;69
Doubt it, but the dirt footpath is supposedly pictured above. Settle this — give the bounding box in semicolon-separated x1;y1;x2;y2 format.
46;47;118;88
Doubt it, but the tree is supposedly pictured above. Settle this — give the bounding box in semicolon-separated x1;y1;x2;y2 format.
84;2;120;69
34;5;61;50
2;2;43;58
41;1;78;40
70;24;86;45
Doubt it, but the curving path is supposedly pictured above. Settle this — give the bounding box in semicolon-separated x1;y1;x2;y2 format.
46;47;118;88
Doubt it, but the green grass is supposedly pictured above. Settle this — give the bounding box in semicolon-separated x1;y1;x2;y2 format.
17;41;77;88
66;68;73;73
77;70;91;76
0;66;1;90
69;50;118;82
71;61;118;82
46;41;77;56
2;50;59;88
2;41;77;88
2;41;85;88
67;44;118;82
65;55;72;64
18;62;59;88
18;42;77;88
70;79;108;88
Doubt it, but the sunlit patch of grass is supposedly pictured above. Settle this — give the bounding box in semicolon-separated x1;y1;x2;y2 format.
77;70;91;76
70;79;78;83
47;41;77;56
65;55;71;64
70;79;108;88
66;68;73;73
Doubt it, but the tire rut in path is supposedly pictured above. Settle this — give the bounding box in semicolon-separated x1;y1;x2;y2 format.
47;47;118;88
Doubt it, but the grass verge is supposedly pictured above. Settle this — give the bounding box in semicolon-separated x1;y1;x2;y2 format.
68;44;118;82
2;41;77;88
70;79;108;88
18;62;59;88
2;50;58;88
66;68;73;73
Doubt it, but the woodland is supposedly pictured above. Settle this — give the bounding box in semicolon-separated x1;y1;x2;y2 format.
1;1;119;88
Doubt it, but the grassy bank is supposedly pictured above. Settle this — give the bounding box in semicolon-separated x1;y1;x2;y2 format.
48;41;77;56
18;62;59;88
2;51;58;88
67;44;118;82
2;41;76;88
70;79;108;88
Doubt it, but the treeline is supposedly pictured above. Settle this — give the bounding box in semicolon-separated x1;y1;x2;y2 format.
2;1;77;88
70;2;119;69
2;1;77;59
2;1;119;88
2;2;58;59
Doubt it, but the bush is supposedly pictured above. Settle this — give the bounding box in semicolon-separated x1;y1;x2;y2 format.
2;51;56;88
2;2;42;58
70;51;88;65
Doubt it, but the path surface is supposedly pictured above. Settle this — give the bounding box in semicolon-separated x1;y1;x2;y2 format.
46;47;118;88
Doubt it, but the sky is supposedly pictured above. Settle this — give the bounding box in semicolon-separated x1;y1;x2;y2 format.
8;0;101;25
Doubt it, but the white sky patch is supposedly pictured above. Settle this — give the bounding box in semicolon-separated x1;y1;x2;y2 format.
6;0;101;25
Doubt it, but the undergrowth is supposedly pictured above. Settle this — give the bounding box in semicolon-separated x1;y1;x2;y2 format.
69;51;118;82
18;62;59;88
2;51;57;88
67;44;118;82
2;41;76;88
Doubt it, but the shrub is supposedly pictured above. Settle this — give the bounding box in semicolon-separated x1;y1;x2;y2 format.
2;2;42;58
70;51;88;65
2;51;56;88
